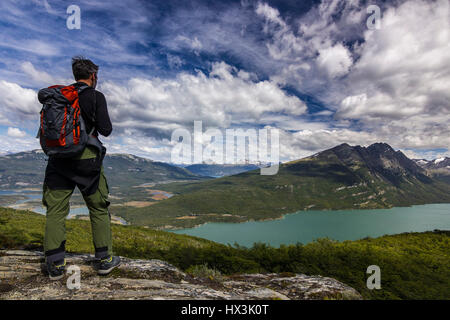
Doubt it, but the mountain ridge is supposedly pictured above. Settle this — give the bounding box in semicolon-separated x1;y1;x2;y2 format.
413;156;450;184
0;149;205;190
112;142;450;229
1;143;449;229
309;142;430;186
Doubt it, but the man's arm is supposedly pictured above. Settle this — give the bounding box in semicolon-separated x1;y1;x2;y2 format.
95;91;112;137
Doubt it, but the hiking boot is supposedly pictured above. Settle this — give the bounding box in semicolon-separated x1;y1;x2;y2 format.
97;256;121;275
46;259;66;280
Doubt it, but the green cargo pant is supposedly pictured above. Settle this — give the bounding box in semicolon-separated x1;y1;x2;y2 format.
43;146;112;263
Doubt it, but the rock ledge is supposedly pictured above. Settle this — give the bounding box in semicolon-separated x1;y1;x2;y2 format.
0;250;362;300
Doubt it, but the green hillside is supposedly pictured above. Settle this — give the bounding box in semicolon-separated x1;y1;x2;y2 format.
112;143;450;229
0;150;208;206
0;150;204;190
1;207;449;300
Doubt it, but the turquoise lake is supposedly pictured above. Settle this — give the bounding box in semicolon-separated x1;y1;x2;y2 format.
171;203;450;247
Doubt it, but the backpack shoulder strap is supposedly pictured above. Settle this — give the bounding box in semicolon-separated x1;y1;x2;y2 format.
76;84;97;134
76;83;90;94
89;88;97;134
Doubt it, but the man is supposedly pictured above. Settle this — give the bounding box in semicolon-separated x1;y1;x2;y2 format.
41;57;120;280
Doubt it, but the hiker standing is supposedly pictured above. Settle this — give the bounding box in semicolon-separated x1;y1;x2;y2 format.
37;57;120;279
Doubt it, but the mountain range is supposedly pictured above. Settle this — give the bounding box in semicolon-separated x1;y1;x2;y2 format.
0;150;204;191
413;157;450;184
0;143;449;229
110;142;450;229
0;151;266;188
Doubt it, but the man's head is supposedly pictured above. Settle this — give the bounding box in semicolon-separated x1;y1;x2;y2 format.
72;56;99;88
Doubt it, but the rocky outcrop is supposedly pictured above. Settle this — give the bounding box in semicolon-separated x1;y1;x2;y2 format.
0;250;362;300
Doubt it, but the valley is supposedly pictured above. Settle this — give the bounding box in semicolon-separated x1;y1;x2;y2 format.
1;143;449;231
110;143;450;229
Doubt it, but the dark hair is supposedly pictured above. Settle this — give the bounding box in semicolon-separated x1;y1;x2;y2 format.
71;56;99;81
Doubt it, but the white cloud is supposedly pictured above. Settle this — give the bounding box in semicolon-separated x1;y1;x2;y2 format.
256;2;304;62
0;80;39;126
402;148;450;161
0;0;448;160
339;0;450;121
255;2;287;30
254;0;362;91
7;127;27;138
172;36;203;54
19;61;73;87
101;123;381;164
101;61;307;133
278;127;379;160
0;130;39;154
20;61;55;85
101;132;175;163
332;0;450;150
256;0;449;152
0;38;60;57
316;43;353;78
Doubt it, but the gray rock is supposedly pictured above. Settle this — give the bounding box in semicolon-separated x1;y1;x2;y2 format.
0;250;362;300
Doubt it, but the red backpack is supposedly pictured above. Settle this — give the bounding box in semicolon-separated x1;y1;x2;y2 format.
37;83;96;158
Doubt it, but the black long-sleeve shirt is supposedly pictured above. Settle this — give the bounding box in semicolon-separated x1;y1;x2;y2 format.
43;83;112;196
74;82;112;138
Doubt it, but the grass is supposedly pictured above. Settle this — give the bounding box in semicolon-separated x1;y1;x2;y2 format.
186;263;223;280
1;207;449;300
0;207;218;253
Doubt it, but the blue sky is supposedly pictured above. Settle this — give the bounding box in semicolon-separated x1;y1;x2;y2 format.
0;0;448;162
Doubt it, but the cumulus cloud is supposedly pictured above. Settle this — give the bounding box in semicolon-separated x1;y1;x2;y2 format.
0;130;39;153
256;2;287;32
338;0;450;120
7;127;27;138
20;61;55;85
0;0;447;161
316;43;353;78
256;2;305;63
101;131;176;163
334;0;450;150
100;122;381;164
0;62;309;160
255;0;449;152
255;0;363;83
0;80;39;126
101;62;307;136
278;127;379;159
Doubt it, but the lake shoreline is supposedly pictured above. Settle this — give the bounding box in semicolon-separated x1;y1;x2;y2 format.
162;201;450;231
169;203;450;247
